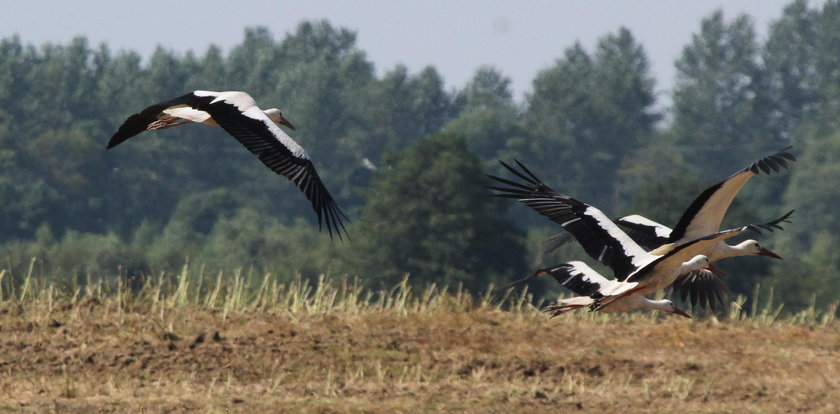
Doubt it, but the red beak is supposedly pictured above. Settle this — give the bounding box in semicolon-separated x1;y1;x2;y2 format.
758;247;782;260
707;263;726;276
671;307;692;318
278;115;296;131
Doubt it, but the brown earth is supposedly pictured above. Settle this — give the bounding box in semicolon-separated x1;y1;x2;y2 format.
0;300;838;413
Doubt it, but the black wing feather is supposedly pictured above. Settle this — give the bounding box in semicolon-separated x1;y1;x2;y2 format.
108;92;349;240
669;147;795;242
540;232;576;256
107;92;200;149
614;219;671;250
488;160;644;279
542;217;670;256
200;99;348;240
671;269;730;310
540;264;604;298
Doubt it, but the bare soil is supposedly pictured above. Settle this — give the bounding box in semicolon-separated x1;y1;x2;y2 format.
0;301;838;413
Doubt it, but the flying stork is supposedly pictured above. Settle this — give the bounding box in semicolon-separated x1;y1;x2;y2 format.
488;160;790;314
491;156;792;308
107;90;348;239
544;147;794;252
532;261;696;318
496;214;781;317
542;148;794;306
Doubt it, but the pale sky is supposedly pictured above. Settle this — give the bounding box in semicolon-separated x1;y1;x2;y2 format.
0;1;813;103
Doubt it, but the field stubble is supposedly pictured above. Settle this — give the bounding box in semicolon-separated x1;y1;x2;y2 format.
0;268;837;413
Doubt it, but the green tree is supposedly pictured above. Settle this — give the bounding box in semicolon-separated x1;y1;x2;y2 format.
198;211;341;279
444;66;529;168
525;28;658;212
147;189;243;267
768;231;840;310
750;131;840;308
227;22;378;213
672;11;782;174
808;1;840;133
347;133;527;291
775;133;840;249
454;65;514;112
763;0;821;139
360;65;456;161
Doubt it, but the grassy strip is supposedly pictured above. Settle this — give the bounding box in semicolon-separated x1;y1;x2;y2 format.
0;261;835;326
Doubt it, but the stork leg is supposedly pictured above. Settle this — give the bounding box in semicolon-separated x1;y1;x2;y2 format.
542;303;587;317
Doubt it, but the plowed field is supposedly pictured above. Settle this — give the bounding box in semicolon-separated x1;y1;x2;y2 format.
0;301;837;413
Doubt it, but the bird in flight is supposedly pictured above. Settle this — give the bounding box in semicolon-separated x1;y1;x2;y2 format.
107;90;348;239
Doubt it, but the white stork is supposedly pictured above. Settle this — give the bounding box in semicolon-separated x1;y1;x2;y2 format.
545;147;794;256
496;221;772;317
533;261;694;318
488;161;789;314
495;153;794;308
107;90;348;239
588;224;779;311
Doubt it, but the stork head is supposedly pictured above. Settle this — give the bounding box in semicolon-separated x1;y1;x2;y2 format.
737;239;783;260
688;255;725;276
644;297;692;318
264;108;296;131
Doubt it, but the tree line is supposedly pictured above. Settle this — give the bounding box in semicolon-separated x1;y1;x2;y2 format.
0;0;838;311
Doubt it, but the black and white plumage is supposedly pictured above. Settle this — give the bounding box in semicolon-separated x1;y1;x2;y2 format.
503;220;782;315
545;148;794;252
108;90;348;239
542;213;790;309
500;224;755;311
613;225;774;299
108;98;296;148
666;147;795;245
534;261;692;318
488;160;789;311
492;155;793;308
544;148;794;269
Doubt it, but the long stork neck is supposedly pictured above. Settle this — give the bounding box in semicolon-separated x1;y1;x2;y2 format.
640;297;675;313
678;258;706;274
719;240;757;259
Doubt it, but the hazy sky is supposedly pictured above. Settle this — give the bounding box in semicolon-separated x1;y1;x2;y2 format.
0;1;811;102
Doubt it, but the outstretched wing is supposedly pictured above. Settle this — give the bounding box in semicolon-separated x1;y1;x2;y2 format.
669;147;795;243
614;215;673;249
541;214;670;258
538;261;633;298
541;214;671;257
193;91;348;239
107;92;207;148
108;90;348;239
488;160;651;279
671;269;730;310
627;211;792;285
